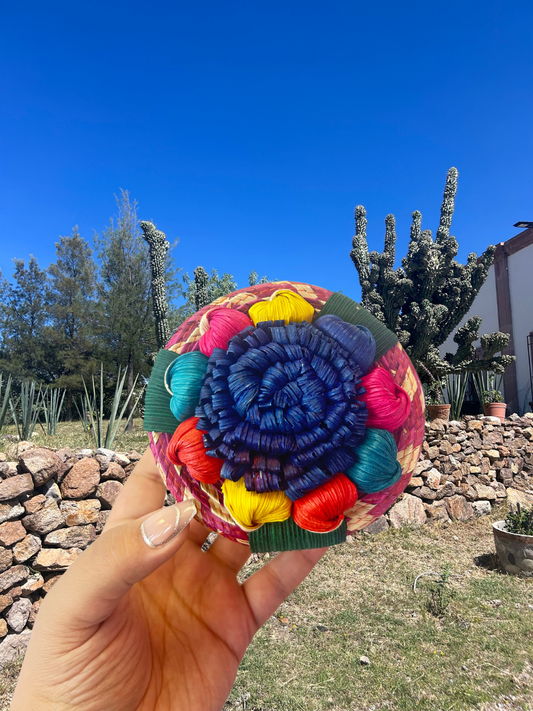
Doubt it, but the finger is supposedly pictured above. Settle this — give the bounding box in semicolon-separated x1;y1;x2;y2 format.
105;447;167;529
243;547;327;628
37;499;197;631
208;535;251;572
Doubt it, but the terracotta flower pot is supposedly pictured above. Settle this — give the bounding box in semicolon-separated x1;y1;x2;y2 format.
426;404;451;422
483;403;507;421
493;521;533;576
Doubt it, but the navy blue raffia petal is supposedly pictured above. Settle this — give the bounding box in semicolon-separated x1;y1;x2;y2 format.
195;319;368;497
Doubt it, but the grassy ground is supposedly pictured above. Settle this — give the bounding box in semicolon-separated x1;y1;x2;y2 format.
224;511;533;711
0;418;149;456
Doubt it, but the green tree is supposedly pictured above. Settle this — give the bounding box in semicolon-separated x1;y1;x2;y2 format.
178;267;238;321
46;227;98;418
0;256;50;379
95;191;156;428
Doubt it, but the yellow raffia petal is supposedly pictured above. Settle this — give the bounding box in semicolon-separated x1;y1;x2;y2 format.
222;478;292;531
248;289;314;326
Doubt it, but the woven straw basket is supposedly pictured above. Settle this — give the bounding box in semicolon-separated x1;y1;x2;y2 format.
145;282;425;551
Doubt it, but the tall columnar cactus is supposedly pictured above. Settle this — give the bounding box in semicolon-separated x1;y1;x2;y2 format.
140;221;171;349
350;168;512;377
193;266;210;311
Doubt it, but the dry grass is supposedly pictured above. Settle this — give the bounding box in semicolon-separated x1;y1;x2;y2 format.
0;418;149;457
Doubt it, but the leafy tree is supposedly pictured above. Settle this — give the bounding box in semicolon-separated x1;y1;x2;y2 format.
46;227;98;418
94;191;156;428
0;256;50;379
248;270;269;286
349;167;513;378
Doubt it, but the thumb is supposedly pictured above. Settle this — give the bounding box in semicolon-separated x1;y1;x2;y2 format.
39;499;197;630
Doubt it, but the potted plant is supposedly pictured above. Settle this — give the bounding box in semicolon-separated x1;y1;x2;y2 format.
421;365;451;422
493;503;533;576
474;371;507;421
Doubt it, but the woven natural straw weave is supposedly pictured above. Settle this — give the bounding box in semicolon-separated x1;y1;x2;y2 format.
148;281;425;547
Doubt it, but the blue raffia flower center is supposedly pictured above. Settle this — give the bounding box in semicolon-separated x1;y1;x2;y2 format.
196;320;368;500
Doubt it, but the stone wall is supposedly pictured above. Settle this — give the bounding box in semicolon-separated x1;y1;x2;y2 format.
0;444;140;664
1;412;532;664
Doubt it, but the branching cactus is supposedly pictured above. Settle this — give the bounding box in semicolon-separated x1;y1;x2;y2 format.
140;221;171;349
349;168;509;378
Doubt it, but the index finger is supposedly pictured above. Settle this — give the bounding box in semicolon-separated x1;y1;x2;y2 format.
104;447;167;529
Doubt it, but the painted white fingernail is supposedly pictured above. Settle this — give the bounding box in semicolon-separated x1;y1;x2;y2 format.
141;500;197;548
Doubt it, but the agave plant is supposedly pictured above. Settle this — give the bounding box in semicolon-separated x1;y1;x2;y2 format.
42;387;66;436
0;373;12;433
9;379;43;441
82;364;146;449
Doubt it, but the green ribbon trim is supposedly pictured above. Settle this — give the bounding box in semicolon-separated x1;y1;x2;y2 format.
318;292;398;361
249;517;347;552
143;349;180;434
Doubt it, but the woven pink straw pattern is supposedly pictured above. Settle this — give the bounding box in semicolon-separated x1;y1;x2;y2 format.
149;282;424;544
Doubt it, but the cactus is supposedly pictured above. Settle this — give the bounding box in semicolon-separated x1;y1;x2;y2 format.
349;168;513;378
140;221;171;349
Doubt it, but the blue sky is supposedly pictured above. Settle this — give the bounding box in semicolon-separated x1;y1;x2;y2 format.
1;0;532;302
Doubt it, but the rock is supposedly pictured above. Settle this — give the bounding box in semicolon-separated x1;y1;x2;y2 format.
388;494;427;529
40;480;61;502
22;499;64;535
419;486;437;501
363;516;389;535
0;473;34;502
23;494;47;514
34;547;82;571
440;441;453;455
101;461;127;482
0;630;32;664
0;619;6;638
426;446;440;460
126;450;142;462
481;416;502;425
95;447;115;472
474;484;497;501
506;488;533;507
0;462;18;478
460;484;478;502
45;525;95;549
0;546;12;573
18;448;68;486
0;591;15;614
96;510;110;533
483;431;504;446
490;481;507;498
0;565;29;593
485;449;500;461
413;459;433;476
0;520;26;547
445;495;475;522
13;534;42;564
77;449;94;458
0;453;5;463
61;499;101;526
435;481;456;500
522;427;533;440
55;446;77;463
114;453;130;467
426;469;441;490
96;480;123;509
28;599;41;626
0;499;24;524
498;468;513;486
467;420;483;431
425;500;450;522
20;572;44;596
360;656;371;666
407;476;424;488
42;574;62;593
472;500;492;517
6;598;32;632
60;458;100;499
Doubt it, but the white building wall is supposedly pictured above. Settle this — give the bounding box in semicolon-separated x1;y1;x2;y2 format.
508;243;533;412
440;265;499;357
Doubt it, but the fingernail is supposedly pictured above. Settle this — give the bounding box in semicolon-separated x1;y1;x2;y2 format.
141;500;197;548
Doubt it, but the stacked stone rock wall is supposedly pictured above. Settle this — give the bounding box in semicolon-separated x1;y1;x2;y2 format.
1;413;532;663
0;444;141;664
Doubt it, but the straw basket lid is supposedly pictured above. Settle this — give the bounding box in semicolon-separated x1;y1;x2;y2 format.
144;282;425;552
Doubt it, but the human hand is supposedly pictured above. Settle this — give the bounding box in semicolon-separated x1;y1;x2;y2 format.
11;448;326;711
